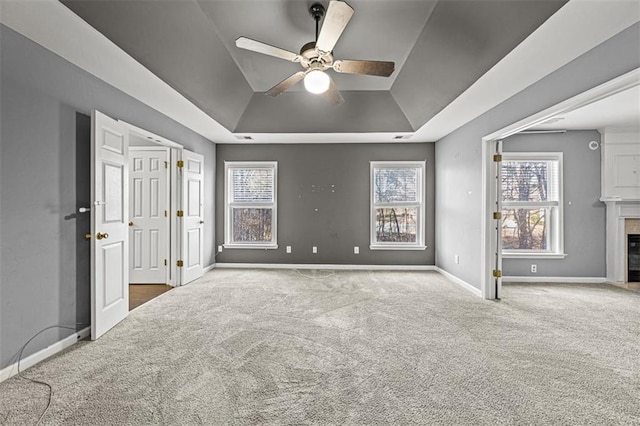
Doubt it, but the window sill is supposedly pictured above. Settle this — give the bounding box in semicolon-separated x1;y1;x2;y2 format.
369;245;427;251
502;252;567;259
223;244;279;250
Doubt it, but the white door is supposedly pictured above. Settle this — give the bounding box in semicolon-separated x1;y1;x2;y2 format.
129;147;169;284
494;140;503;299
181;149;204;284
91;110;129;339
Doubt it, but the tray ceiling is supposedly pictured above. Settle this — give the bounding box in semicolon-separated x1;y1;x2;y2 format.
60;0;568;135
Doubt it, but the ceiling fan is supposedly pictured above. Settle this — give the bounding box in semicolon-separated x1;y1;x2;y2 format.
235;0;395;105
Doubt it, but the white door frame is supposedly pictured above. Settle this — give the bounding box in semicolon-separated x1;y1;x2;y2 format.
480;68;640;299
120;121;185;286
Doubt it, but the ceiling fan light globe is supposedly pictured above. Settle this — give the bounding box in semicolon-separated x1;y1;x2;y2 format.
304;70;330;94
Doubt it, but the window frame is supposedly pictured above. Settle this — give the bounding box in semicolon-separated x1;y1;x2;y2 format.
500;152;566;259
224;161;278;249
370;160;426;250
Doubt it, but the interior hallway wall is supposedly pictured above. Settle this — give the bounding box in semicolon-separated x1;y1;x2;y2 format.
0;25;215;369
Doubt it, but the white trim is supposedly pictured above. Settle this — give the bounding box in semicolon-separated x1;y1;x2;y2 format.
120;121;184;150
369;245;427;251
503;253;568;259
503;276;607;284
435;267;483;298
0;327;90;384
484;69;640;142
214;263;435;271
203;264;216;273
223;244;279;250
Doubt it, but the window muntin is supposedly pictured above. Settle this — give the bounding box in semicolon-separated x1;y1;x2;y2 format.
500;153;563;256
370;161;426;250
225;162;277;248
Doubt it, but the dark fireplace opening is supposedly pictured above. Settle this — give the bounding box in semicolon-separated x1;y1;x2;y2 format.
629;234;640;282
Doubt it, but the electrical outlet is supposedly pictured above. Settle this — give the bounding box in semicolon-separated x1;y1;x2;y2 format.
312;246;318;254
455;255;460;264
354;246;359;254
286;246;292;254
218;245;223;253
531;264;537;273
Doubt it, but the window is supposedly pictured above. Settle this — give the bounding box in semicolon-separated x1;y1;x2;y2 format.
500;152;565;258
370;161;426;250
224;162;277;249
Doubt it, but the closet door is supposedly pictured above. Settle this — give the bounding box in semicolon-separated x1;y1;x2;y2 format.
181;149;205;284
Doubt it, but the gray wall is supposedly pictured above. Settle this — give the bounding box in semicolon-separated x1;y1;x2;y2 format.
502;131;605;277
435;23;640;290
0;25;215;369
216;143;435;265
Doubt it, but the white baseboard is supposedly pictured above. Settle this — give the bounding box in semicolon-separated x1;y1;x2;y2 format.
214;263;436;271
203;264;215;273
434;267;483;297
0;327;90;383
503;276;607;283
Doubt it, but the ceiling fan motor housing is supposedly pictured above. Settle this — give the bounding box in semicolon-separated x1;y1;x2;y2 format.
309;3;325;21
299;41;333;70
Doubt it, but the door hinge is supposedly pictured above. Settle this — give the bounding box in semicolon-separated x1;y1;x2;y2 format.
493;154;502;162
177;160;184;168
164;259;167;266
164;161;168;169
177;210;184;217
492;269;502;278
493;211;502;220
164;210;168;217
177;260;184;267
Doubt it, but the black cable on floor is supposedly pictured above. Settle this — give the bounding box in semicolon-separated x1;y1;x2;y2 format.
9;324;88;425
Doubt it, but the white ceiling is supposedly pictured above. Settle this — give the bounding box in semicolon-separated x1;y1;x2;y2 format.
531;85;640;131
2;0;639;143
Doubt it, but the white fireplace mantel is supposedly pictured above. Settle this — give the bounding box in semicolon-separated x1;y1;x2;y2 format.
601;198;640;282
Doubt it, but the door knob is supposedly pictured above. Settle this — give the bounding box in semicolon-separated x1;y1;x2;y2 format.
96;232;109;240
200;220;204;224
85;233;91;240
129;221;134;227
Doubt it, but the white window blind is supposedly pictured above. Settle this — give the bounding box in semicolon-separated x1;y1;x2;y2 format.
231;168;274;203
374;168;418;203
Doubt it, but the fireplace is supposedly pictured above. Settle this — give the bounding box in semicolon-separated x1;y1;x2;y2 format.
602;199;640;283
629;234;640;282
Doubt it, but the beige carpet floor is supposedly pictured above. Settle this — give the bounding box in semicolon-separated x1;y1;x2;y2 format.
1;269;639;425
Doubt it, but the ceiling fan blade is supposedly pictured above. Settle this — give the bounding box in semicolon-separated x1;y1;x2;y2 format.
333;60;395;77
265;71;306;97
316;1;354;53
319;77;344;105
236;37;300;62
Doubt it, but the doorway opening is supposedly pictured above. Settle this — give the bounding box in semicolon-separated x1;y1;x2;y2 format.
126;124;182;289
90;111;205;340
481;68;640;299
